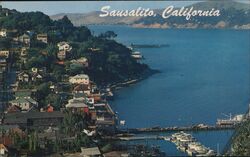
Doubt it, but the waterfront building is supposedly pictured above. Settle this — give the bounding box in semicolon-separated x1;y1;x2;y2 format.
20;47;28;58
9;90;38;111
31;72;44;82
9;97;38;111
6;105;21;113
17;33;31;46
3;111;65;129
73;84;91;95
66;97;89;113
70;57;89;67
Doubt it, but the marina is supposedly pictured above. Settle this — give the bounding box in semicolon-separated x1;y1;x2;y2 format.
107;131;217;156
170;131;216;156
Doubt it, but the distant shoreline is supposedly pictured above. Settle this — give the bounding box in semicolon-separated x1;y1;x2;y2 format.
86;23;250;30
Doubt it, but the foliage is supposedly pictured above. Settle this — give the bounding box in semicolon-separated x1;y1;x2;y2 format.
0;37;11;49
99;31;117;39
45;93;62;110
36;82;50;107
60;110;86;136
230;120;250;156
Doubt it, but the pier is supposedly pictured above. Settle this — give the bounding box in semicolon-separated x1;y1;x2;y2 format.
118;135;170;141
117;124;236;134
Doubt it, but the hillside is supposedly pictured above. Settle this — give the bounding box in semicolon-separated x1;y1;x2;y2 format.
50;11;141;26
229;120;250;156
50;1;250;29
133;0;250;29
0;5;150;85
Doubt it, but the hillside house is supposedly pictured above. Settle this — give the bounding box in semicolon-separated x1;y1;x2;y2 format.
57;50;66;60
80;147;101;157
0;29;7;37
69;74;89;85
18;33;30;45
0;144;8;156
36;33;48;43
57;41;72;52
0;50;9;58
73;84;91;95
17;72;29;82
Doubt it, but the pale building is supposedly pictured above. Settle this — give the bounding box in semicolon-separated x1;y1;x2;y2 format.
0;29;7;37
69;74;89;85
57;41;72;52
36;33;48;43
0;50;9;58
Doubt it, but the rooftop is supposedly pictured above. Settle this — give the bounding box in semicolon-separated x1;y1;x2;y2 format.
71;74;89;79
80;147;101;156
4;111;65;124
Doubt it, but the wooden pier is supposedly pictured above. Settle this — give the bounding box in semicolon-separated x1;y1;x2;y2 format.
117;124;236;134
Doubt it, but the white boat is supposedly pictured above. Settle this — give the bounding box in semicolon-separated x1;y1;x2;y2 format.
120;120;126;126
216;113;245;126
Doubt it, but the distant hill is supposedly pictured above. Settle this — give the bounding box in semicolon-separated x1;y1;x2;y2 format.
50;0;250;29
190;0;250;11
50;11;141;26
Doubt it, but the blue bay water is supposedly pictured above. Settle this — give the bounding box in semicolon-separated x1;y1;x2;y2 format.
89;25;250;155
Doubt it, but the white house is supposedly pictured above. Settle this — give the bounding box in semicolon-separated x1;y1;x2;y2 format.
57;41;72;52
69;74;89;85
17;72;29;82
0;29;7;37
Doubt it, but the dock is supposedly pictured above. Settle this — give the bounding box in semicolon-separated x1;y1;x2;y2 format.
118;135;170;141
117;124;236;134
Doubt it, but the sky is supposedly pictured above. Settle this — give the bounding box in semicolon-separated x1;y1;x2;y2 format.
1;1;249;16
1;1;200;15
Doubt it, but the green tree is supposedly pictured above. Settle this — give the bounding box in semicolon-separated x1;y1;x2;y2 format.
99;31;117;39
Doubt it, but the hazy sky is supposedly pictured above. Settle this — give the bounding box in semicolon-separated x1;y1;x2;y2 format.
1;1;200;15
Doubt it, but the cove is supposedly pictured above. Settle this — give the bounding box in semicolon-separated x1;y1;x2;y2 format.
89;25;250;154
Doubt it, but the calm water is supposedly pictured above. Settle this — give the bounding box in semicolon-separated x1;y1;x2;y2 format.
90;25;250;155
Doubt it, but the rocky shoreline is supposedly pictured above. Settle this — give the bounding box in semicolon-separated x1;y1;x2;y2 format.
109;68;160;91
